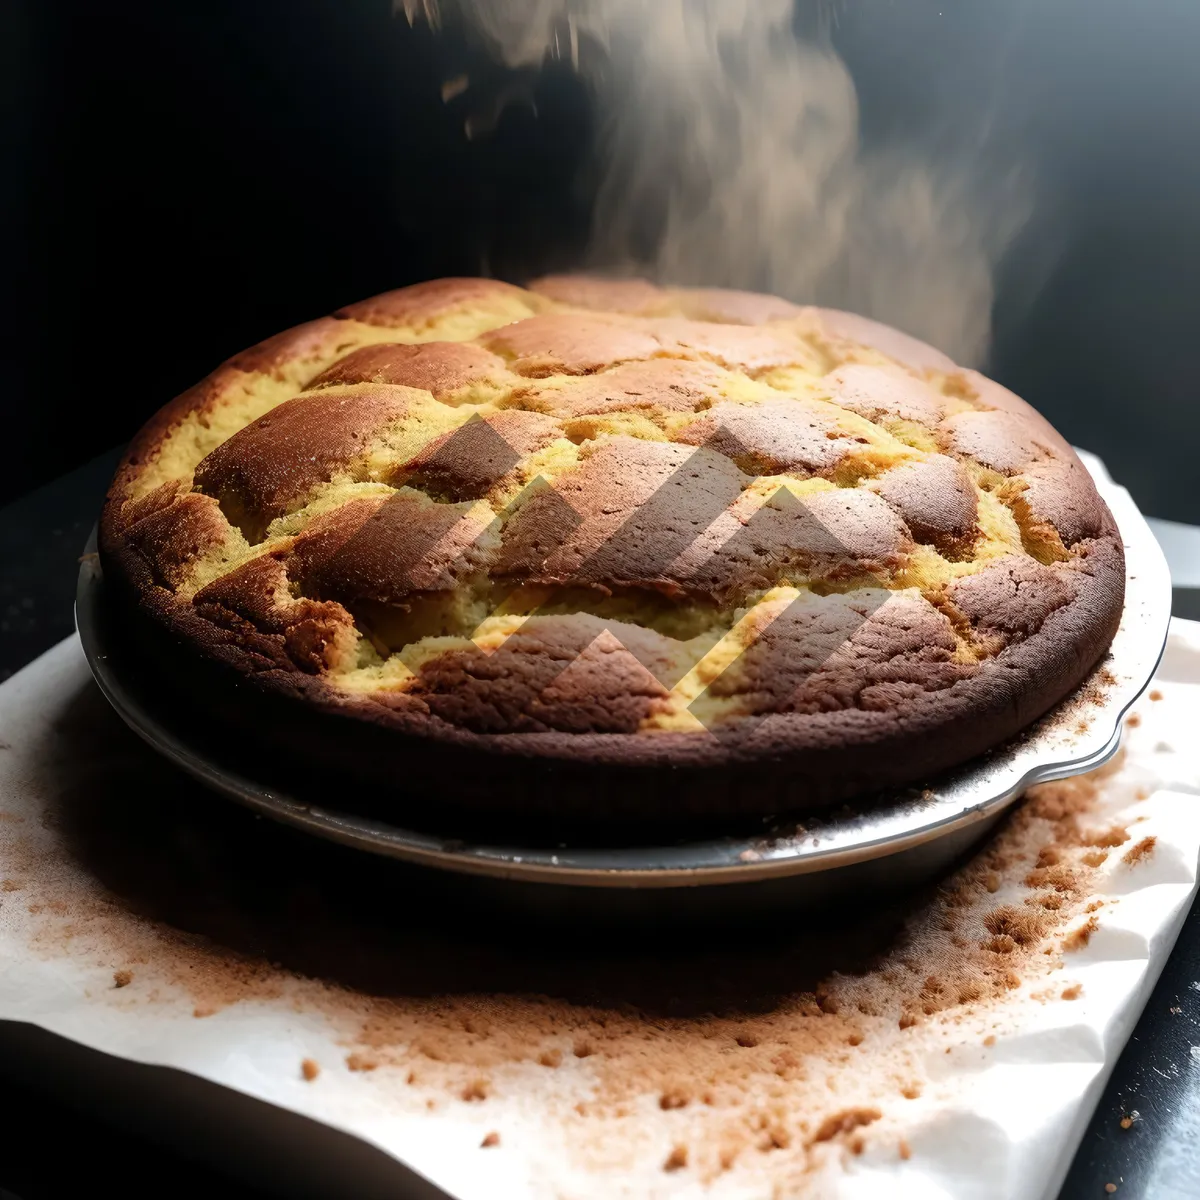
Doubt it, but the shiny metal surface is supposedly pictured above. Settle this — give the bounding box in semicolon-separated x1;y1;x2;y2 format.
77;452;1170;891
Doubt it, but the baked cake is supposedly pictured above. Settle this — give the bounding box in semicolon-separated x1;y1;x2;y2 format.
98;277;1124;821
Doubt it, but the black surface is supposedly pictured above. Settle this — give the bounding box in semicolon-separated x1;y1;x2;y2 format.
1;455;1199;1197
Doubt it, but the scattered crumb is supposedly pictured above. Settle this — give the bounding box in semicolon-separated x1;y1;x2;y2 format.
1123;836;1157;866
1119;1110;1138;1130
900;1083;922;1100
812;1108;881;1144
664;1145;688;1172
1149;689;1163;701
480;1131;500;1149
1170;1006;1183;1015
112;969;133;989
346;1052;378;1073
1105;1184;1118;1194
983;1035;996;1046
1062;916;1100;952
1125;713;1141;728
899;1139;912;1161
301;1058;320;1082
1062;984;1083;1001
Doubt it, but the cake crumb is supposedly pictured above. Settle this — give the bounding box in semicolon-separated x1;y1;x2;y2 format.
1105;1183;1118;1193
112;969;133;988
812;1107;881;1143
1149;689;1163;701
664;1145;688;1172
301;1058;320;1082
1062;984;1082;1000
461;1077;491;1102
1125;713;1141;728
346;1052;378;1072
899;1139;912;1161
1063;916;1100;952
900;1083;922;1100
983;1034;996;1046
1123;836;1157;866
481;1131;500;1148
1119;1110;1139;1130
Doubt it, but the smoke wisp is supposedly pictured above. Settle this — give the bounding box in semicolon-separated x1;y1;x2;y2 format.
406;0;1029;365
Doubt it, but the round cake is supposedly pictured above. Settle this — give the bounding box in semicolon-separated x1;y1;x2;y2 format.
99;276;1124;823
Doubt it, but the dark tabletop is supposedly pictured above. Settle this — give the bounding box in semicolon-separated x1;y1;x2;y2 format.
1;452;1198;1200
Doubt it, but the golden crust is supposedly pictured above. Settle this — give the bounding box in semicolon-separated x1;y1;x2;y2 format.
99;276;1125;820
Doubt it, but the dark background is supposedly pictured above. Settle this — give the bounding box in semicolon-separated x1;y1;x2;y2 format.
4;0;1199;516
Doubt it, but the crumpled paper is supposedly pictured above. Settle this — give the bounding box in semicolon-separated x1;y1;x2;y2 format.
2;627;1199;1200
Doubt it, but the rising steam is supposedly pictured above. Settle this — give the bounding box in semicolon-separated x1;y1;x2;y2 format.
403;0;1028;365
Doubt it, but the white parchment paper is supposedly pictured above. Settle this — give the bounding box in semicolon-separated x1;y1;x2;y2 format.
2;627;1200;1200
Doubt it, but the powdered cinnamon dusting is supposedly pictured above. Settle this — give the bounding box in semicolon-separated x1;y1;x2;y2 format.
0;678;1158;1187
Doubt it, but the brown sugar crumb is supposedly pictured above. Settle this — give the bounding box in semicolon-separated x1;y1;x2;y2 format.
1086;826;1130;849
112;969;133;988
461;1077;491;1102
983;906;1047;947
1105;1183;1118;1193
1062;984;1083;1000
1125;713;1141;728
983;1034;997;1046
1123;836;1157;866
1149;689;1164;701
1063;916;1100;952
346;1052;378;1072
537;1048;562;1068
899;1138;912;1161
663;1145;689;1172
480;1131;500;1148
659;1088;689;1110
812;1107;882;1144
900;1083;922;1100
1082;851;1109;868
1119;1110;1139;1130
301;1058;320;1082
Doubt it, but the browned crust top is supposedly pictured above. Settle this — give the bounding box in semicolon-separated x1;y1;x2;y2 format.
99;275;1124;807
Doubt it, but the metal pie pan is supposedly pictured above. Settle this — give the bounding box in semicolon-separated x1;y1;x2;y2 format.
76;453;1170;896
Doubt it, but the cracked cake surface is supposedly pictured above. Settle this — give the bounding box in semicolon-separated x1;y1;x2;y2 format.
99;276;1124;820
